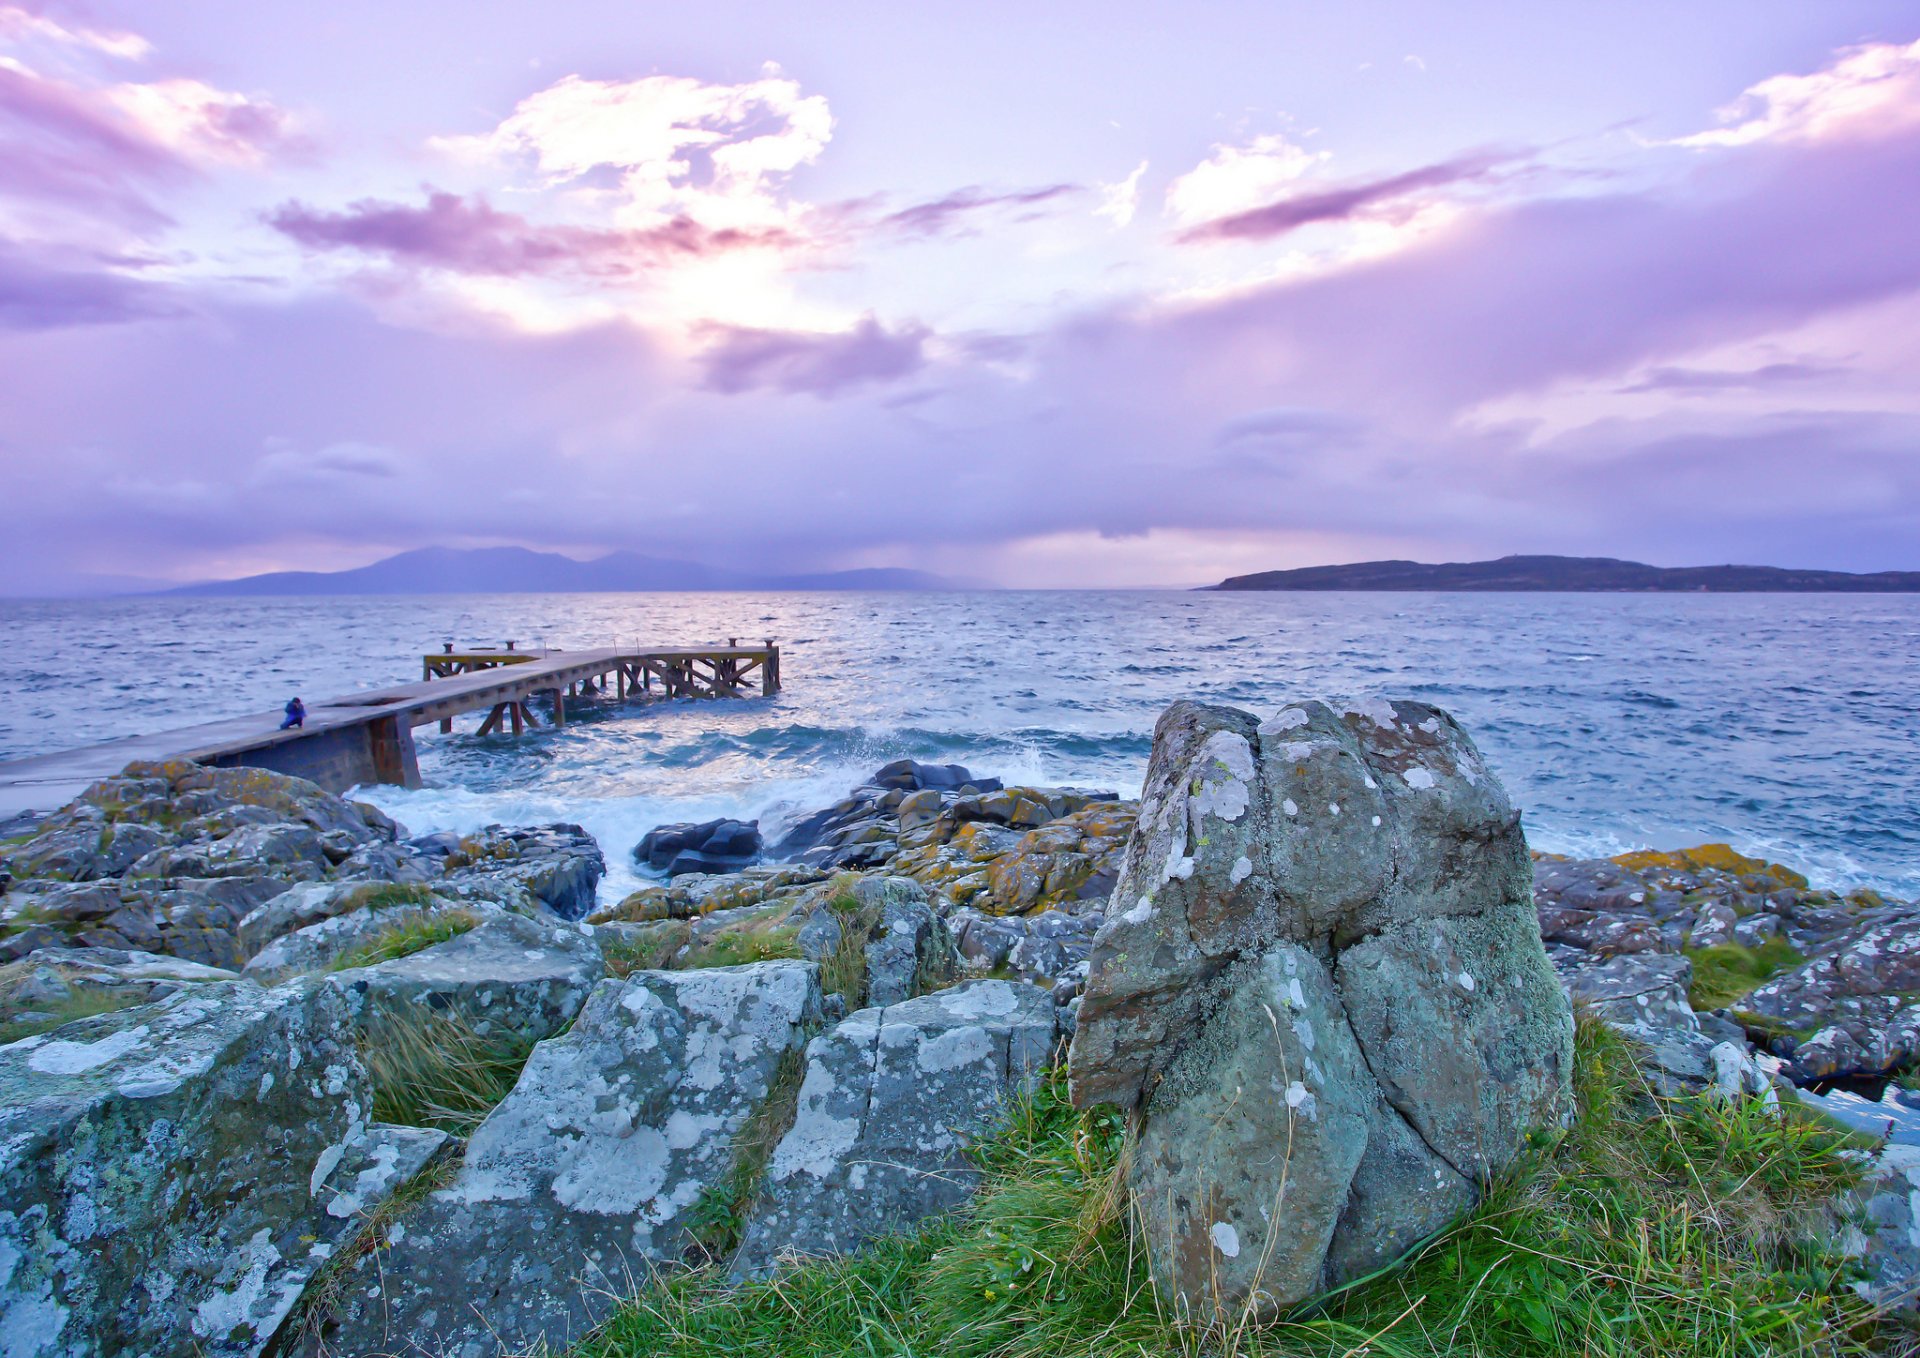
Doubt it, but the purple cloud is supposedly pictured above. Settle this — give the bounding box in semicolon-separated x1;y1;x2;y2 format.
268;191;794;276
697;316;930;396
1620;361;1842;393
1180;150;1517;242
881;184;1080;237
0;240;178;329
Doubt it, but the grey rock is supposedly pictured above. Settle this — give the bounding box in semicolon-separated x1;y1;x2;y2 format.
0;978;387;1358
0;946;237;1018
244;895;500;978
314;961;822;1358
1740;911;1920;1080
437;823;605;921
1845;1144;1920;1314
325;913;603;1044
734;979;1054;1276
1069;697;1573;1314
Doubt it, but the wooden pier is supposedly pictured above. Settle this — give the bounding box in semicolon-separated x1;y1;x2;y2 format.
0;642;781;816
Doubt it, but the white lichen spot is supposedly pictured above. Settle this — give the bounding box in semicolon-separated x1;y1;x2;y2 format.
1457;972;1476;992
1287;978;1305;1010
1362;774;1377;789
28;1025;148;1075
1190;731;1255;823
1210;1221;1241;1258
1328;802;1340;816
1350;697;1399;730
1265;707;1310;732
1284;741;1315;761
1402;767;1436;791
1284;1081;1318;1120
1371;815;1382;827
1229;856;1253;885
1629;892;1646;904
1282;798;1298;818
1121;896;1155;926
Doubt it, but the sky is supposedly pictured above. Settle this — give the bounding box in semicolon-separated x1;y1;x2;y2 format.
2;1;1918;591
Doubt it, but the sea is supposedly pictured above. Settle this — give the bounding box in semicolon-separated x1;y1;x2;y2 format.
1;591;1914;905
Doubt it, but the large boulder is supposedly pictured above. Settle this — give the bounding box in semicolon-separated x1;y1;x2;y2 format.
309;961;824;1358
0;978;437;1358
1069;698;1574;1316
734;978;1055;1276
635;818;764;878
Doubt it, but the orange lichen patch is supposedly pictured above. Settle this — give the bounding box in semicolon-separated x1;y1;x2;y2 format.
1611;843;1810;890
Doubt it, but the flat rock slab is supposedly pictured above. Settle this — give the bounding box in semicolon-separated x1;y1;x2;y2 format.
324;913;604;1044
310;961;822;1358
0;978;386;1358
734;979;1055;1276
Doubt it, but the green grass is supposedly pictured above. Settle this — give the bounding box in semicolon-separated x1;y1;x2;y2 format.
569;1017;1886;1358
0;987;147;1045
358;1004;542;1134
602;921;694;977
328;908;481;972
820;891;882;1008
680;915;802;971
1686;939;1806;1011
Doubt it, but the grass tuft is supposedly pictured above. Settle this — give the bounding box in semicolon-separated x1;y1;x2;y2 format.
0;987;148;1045
687;1043;813;1261
1686;938;1805;1012
820;892;882;1009
329;908;482;973
358;1004;542;1134
568;1015;1887;1358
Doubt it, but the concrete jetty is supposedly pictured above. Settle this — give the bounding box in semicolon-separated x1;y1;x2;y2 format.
0;643;780;818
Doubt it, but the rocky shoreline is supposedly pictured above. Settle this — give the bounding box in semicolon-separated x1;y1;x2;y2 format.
2;710;1917;1355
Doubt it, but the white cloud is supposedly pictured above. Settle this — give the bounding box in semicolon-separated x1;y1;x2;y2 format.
1163;132;1327;226
1095;160;1148;227
0;5;150;60
432;67;832;234
1674;38;1920;148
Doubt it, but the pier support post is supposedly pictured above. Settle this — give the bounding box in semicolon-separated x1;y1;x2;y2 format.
368;715;422;789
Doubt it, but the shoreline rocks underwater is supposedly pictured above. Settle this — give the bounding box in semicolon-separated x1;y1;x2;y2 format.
1;700;1916;1355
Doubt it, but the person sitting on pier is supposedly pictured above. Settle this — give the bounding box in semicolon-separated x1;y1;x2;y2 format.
280;697;306;730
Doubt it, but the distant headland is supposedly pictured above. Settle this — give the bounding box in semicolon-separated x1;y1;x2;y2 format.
165;546;974;596
1209;554;1920;593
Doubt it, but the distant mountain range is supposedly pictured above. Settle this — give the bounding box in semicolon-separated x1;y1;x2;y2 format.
1211;554;1920;592
165;547;975;596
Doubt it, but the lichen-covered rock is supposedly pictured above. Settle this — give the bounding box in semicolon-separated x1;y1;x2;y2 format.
309;961;823;1358
433;823;605;920
324;912;603;1043
0;978;394;1357
589;864;830;924
795;876;955;1007
1070;698;1573;1315
0;946;238;1038
6;876;294;969
243;894;500;978
1737;911;1920;1082
238;880;448;960
734;979;1054;1276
